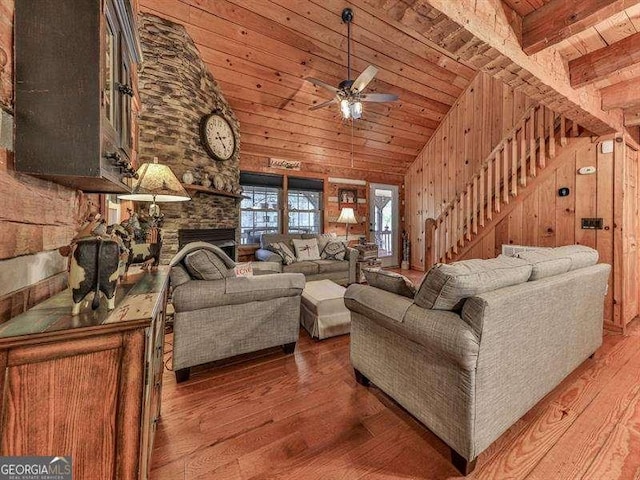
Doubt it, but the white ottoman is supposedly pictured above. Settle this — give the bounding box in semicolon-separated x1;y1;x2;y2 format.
300;280;351;339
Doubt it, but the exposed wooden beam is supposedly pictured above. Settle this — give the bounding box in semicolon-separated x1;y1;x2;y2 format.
415;0;624;134
625;107;640;126
601;77;640;111
570;32;640;88
522;0;640;55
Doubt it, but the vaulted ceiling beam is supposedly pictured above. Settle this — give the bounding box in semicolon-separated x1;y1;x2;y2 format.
521;0;640;55
601;77;640;111
417;0;624;135
569;32;640;88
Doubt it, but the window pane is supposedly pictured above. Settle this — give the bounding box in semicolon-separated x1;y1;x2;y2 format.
288;190;322;234
240;185;281;244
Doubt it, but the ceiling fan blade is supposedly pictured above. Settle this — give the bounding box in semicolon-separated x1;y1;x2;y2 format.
309;98;338;111
360;93;399;103
351;65;378;93
306;77;340;94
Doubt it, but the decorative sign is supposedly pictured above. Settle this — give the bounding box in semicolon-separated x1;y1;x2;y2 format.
269;158;301;171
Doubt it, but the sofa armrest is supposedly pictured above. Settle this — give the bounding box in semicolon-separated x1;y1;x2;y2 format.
172;273;305;312
255;248;283;263
345;284;479;370
345;247;358;284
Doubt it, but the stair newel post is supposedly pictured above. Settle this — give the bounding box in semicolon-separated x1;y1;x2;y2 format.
560;115;567;146
538;106;546;168
511;132;518;197
487;156;493;221
548;108;556;158
502;145;510;205
479;167;485;228
520;118;527;187
472;176;478;235
529;108;537;178
425;217;437;270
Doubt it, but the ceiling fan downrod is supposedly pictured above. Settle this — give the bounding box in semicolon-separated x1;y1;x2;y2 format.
342;8;354;84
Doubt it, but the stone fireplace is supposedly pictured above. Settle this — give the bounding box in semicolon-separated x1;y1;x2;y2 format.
178;228;237;259
137;14;241;264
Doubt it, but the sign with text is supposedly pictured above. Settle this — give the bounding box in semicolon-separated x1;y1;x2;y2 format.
0;456;72;480
269;158;301;170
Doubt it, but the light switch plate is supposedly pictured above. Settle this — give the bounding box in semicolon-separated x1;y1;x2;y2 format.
601;140;614;154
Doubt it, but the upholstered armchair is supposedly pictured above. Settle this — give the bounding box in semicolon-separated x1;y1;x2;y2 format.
169;242;305;382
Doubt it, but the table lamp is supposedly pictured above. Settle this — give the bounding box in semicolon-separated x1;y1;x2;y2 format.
337;207;357;241
118;157;191;217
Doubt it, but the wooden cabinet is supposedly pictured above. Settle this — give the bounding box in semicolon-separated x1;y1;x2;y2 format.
14;0;142;193
0;269;168;480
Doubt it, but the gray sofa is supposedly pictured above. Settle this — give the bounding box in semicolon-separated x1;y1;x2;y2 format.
344;246;610;475
255;233;357;285
169;242;305;383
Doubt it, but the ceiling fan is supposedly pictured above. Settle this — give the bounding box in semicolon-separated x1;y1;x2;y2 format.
306;8;398;120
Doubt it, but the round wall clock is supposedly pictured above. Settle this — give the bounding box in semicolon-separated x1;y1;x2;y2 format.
200;111;236;161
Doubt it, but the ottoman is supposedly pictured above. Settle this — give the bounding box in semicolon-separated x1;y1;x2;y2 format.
300;279;351;339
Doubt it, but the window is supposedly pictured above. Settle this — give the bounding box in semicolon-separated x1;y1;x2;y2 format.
240;185;281;245
288;190;322;234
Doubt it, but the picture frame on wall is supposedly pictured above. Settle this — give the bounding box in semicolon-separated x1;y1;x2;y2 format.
338;188;357;208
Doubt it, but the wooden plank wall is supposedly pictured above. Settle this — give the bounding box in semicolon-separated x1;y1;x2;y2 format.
456;138;618;325
0;0;92;322
404;72;536;270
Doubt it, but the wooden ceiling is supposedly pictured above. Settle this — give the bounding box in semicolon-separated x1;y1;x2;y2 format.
139;0;476;181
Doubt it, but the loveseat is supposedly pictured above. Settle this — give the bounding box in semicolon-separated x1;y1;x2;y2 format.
169;242;305;382
344;246;610;475
255;233;357;285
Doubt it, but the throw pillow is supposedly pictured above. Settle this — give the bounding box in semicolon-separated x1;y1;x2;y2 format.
364;269;416;299
266;242;296;265
321;239;347;261
292;238;321;261
233;262;254;277
316;232;337;253
184;249;230;280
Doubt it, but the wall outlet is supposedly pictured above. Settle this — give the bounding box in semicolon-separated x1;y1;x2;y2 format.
601;140;614;154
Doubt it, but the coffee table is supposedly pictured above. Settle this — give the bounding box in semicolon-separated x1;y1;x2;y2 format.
300;279;351;339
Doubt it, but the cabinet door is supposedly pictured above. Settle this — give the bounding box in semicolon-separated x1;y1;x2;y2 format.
103;0;121;141
119;49;133;156
0;335;123;479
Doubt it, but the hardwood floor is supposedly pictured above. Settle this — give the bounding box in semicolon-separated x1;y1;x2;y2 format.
152;276;640;479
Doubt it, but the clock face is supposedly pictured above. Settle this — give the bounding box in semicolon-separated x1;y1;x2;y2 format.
202;113;236;161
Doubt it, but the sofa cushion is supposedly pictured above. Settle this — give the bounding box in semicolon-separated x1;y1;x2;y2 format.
261;233;302;250
283;261;319;275
321;239;347;260
414;256;532;311
514;245;599;280
514;249;571;280
170;264;191;287
266;242;296;265
184;249;231;280
292;238;321;261
364;269;416;299
553;245;599;270
313;259;349;274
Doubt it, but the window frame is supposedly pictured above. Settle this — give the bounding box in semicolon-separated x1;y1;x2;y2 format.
239;184;282;246
287;189;323;235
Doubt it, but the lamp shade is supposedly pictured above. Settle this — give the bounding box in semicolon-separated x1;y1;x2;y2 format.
337;207;357;224
118;157;191;202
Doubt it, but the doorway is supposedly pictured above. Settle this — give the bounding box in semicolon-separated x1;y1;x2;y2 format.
369;184;399;267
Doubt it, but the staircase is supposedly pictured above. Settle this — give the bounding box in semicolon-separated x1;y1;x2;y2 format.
424;104;581;269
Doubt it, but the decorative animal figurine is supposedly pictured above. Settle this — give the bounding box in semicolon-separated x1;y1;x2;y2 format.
68;238;120;315
120;210;162;272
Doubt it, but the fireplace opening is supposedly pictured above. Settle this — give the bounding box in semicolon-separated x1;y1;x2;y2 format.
179;228;237;260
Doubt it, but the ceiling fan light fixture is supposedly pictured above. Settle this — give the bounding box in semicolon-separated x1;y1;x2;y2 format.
351;101;363;119
340;98;351;119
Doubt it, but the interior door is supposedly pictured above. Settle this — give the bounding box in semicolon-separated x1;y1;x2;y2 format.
369;183;399;267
